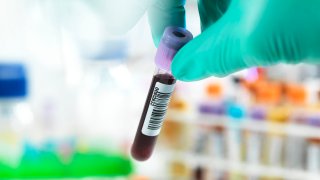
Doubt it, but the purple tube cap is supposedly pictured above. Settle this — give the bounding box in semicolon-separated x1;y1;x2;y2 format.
155;27;193;72
250;107;266;121
307;114;320;127
199;103;225;115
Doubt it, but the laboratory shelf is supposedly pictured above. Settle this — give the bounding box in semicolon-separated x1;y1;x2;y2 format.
161;150;320;180
167;112;320;138
162;112;320;179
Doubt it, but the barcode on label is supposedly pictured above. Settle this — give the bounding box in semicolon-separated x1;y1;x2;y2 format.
142;82;175;136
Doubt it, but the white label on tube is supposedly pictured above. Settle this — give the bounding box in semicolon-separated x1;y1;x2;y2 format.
269;136;283;166
228;124;241;162
212;132;225;159
285;137;306;168
142;82;175;136
307;144;320;172
247;132;262;164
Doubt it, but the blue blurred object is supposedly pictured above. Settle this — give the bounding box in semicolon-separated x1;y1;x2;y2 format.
0;63;27;98
82;40;128;61
23;142;40;160
227;104;245;120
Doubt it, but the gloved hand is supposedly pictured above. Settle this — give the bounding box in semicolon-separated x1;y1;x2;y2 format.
167;0;320;81
57;0;320;81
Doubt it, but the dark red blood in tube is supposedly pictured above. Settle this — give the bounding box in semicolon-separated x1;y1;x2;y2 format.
131;73;176;161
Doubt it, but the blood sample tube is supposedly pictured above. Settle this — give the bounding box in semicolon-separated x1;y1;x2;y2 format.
131;27;193;161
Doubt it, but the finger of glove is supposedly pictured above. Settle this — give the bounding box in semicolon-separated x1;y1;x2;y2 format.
171;1;249;81
148;0;186;46
198;0;231;31
171;24;250;81
244;0;320;65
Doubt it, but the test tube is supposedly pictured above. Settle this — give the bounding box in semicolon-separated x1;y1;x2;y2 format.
227;78;246;163
208;125;226;160
306;114;320;173
245;106;266;164
131;27;193;161
227;104;245;163
284;110;307;169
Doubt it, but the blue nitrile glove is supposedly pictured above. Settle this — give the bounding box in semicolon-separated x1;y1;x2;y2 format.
167;0;320;81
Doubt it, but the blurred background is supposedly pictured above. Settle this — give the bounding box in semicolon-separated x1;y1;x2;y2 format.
1;0;320;179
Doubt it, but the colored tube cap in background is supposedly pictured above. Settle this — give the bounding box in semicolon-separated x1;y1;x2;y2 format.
155;27;193;72
250;106;266;121
0;63;27;98
227;104;245;120
307;114;320;127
